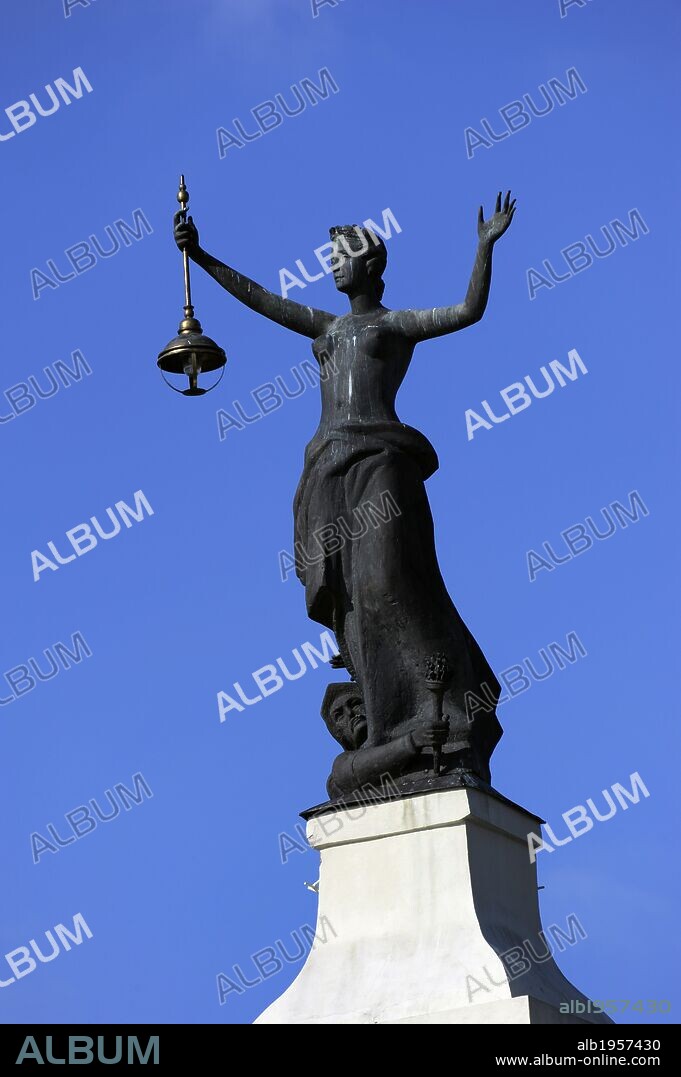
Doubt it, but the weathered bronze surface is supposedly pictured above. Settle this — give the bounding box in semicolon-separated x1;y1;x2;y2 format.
174;193;516;797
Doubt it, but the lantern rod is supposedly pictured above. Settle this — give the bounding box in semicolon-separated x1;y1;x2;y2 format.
178;174;195;322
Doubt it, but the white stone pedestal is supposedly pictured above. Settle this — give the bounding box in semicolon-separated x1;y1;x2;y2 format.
255;789;612;1025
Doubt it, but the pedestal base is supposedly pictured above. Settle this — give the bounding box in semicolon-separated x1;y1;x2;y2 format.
255;789;612;1025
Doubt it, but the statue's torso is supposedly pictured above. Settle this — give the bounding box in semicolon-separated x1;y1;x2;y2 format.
312;311;414;432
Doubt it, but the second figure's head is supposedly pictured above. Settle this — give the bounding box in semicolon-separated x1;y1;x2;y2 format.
321;682;367;750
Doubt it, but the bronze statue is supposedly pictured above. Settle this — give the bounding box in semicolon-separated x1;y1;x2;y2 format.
174;192;516;797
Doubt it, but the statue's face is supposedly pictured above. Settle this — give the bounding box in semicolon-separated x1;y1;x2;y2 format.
331;237;370;295
331;693;367;749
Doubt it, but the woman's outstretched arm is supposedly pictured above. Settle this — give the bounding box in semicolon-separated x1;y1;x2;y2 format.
385;192;516;342
174;214;335;340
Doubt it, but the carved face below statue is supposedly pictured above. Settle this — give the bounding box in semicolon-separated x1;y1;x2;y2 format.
321;683;367;751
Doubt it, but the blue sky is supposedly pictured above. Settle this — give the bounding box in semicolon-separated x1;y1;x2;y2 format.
0;0;677;1025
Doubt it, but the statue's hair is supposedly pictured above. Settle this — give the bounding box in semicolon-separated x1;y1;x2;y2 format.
320;681;363;750
329;225;387;300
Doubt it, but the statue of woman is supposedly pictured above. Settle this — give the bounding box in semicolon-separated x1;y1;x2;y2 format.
175;192;515;791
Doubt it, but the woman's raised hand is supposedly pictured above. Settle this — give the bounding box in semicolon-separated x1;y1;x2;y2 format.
478;191;516;245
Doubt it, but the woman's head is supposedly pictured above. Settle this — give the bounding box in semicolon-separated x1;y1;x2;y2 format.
329;225;387;300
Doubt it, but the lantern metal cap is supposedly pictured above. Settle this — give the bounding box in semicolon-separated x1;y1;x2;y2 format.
157;327;226;375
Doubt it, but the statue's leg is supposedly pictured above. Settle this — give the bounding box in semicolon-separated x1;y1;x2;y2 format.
339;451;425;745
340;451;501;777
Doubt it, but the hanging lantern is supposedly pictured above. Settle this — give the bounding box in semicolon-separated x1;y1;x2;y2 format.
157;175;226;396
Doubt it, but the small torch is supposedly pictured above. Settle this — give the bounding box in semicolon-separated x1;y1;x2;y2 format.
424;652;452;776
